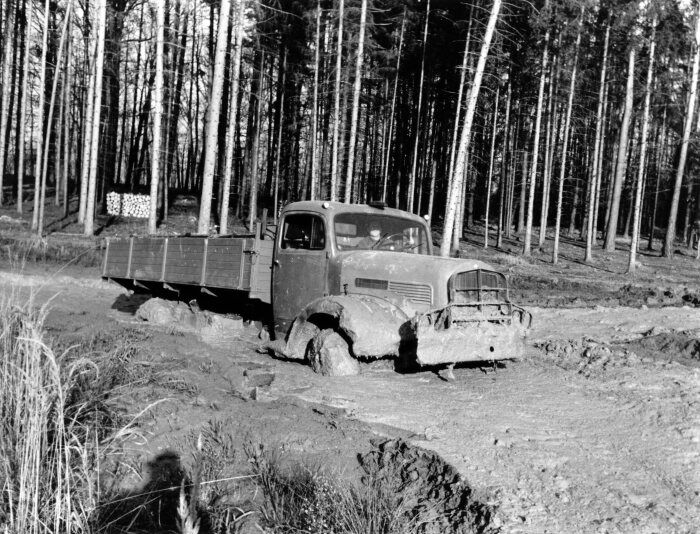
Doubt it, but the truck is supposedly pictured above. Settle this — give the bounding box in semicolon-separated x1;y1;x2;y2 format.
102;200;531;376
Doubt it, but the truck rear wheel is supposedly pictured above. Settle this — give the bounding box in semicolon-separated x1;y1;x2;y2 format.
307;329;360;377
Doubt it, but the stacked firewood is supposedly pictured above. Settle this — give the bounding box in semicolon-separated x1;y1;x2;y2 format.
106;192;150;218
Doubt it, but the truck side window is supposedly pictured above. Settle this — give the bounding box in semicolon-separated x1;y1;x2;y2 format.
281;214;326;250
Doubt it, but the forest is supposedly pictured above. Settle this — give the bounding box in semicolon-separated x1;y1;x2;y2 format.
0;0;699;270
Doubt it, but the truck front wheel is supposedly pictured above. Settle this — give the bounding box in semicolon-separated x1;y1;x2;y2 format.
307;329;360;377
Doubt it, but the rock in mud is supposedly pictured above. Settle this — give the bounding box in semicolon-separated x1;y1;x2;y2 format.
308;330;360;376
136;298;192;325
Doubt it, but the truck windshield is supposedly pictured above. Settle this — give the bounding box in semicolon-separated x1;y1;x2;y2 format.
334;213;430;254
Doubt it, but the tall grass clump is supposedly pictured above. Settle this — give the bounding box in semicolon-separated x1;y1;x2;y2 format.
0;290;136;533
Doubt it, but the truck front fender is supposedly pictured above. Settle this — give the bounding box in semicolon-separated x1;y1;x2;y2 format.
285;295;410;360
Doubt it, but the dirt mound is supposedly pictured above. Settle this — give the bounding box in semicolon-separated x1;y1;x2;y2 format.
537;329;700;375
359;439;499;533
618;331;700;367
537;339;642;376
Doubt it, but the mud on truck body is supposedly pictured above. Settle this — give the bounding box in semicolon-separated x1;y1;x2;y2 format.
102;201;531;374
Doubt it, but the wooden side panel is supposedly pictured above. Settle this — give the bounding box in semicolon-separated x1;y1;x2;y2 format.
165;238;206;284
250;239;274;304
130;239;166;280
204;238;249;289
103;238;132;278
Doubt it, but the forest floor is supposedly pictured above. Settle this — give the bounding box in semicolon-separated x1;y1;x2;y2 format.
1;198;699;533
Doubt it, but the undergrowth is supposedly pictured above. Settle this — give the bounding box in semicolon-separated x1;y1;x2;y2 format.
1;237;103;267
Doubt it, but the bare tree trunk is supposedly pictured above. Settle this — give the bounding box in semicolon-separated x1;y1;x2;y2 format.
32;0;51;232
220;0;244;233
664;6;700;257
309;0;322;200
440;0;501;256
197;0;231;234
406;0;430;212
149;0;165;234
84;0;107;236
381;7;405;202
79;20;96;223
484;83;500;248
538;47;558;248
628;18;656;273
552;10;582;263
604;46;635;252
38;1;73;235
273;52;286;223
523;18;550;256
497;78;512;249
247;52;265;231
584;24;610;261
62;36;72;217
0;0;16;205
16;0;32;214
344;0;367;204
648;107;666;250
330;0;344;201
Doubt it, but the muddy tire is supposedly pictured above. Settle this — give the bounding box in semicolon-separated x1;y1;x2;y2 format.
307;330;360;376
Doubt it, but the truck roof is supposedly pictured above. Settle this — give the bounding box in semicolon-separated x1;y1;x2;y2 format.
281;200;428;225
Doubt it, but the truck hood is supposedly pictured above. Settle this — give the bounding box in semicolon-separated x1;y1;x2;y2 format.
337;251;497;309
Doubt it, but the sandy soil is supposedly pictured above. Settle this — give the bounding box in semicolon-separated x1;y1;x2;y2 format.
1;263;698;534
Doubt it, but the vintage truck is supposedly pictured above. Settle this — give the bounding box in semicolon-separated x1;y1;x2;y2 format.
102;200;531;376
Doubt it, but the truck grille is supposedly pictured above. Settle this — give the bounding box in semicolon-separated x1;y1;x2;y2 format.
355;278;432;305
451;270;508;303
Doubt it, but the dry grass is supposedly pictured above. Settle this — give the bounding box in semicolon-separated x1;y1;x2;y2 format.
0;288;145;534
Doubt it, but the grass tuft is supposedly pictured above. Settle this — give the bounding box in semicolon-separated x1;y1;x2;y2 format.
0;289;149;534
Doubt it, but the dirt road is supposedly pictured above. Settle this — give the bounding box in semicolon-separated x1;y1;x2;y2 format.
2;267;698;533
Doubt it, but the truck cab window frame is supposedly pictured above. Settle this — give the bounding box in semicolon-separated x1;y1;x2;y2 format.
280;214;326;251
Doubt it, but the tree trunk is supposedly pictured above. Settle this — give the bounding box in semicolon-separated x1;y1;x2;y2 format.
344;0;367;204
0;0;16;205
220;0;244;234
31;0;51;232
330;0;344;201
604;46;635;252
440;0;501;256
664;5;700;258
38;1;73;235
552;10;582;263
84;0;107;236
197;0;231;234
523;19;550;257
484;83;500;248
149;0;165;234
15;0;32;213
382;7;405;202
406;0;430;212
628;19;656;272
309;0;322;201
584;22;610;260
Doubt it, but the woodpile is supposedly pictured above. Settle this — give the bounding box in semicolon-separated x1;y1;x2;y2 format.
106;191;150;218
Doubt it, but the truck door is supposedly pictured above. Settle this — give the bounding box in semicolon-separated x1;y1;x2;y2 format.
272;212;328;333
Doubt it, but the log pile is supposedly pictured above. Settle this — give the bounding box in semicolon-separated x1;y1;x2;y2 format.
106;192;150;218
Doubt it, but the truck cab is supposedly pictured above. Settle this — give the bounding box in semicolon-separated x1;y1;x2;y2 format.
272;201;432;333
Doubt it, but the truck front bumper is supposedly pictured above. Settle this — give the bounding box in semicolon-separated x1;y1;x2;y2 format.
411;304;532;366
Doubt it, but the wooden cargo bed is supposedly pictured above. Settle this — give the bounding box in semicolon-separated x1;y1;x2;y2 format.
102;234;274;304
